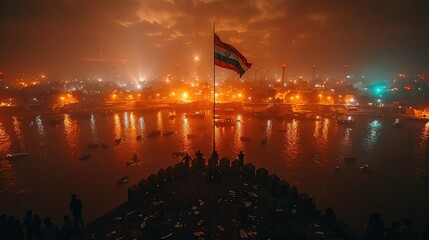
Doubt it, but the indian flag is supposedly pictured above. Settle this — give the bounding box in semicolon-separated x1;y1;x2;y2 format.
214;33;252;77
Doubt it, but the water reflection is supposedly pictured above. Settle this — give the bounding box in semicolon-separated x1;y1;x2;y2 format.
233;114;244;152
363;120;382;151
12;116;24;149
138;117;145;135
113;114;122;139
182;117;192;153
0;119;11;153
35;115;46;146
156;111;163;131
123;112;129;131
63;114;78;148
129;112;137;138
90;114;97;137
283;119;300;162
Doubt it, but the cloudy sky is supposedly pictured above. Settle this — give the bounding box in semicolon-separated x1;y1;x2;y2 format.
0;0;428;81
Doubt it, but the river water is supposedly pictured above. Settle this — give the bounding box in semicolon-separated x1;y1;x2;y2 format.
0;110;428;231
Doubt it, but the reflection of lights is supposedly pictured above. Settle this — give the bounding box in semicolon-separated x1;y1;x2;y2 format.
182;92;188;99
370;120;382;128
238;93;243;98
156;93;160;97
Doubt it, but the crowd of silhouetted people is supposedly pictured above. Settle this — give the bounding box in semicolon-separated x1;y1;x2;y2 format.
364;212;429;240
1;194;84;240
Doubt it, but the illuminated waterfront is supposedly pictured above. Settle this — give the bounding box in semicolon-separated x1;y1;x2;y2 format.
0;110;429;231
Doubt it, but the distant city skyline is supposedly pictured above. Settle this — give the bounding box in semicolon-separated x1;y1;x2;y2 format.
1;0;428;81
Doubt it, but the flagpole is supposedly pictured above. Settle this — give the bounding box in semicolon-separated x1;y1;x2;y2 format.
213;23;216;152
212;22;216;179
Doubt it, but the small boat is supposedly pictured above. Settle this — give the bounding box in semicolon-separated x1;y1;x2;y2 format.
101;144;109;149
70;111;92;118
335;165;341;170
215;118;235;127
162;131;176;136
173;152;186;157
132;154;138;161
185;111;205;118
147;131;161;137
359;164;369;171
393;118;404;128
338;116;354;125
49;118;61;126
104;110;115;116
224;108;235;114
6;153;30;160
117;176;129;184
240;136;251;142
187;134;195;139
344;157;356;163
305;113;323;121
80;154;90;161
114;138;122;144
261;139;268;144
136;135;142;141
87;143;98;149
169;114;176;120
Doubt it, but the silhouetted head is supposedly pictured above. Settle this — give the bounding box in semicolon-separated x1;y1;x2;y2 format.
240;151;243;154
26;210;32;216
71;194;77;199
43;217;52;225
403;218;412;225
7;216;15;223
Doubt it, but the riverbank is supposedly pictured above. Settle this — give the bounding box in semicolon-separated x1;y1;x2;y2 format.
85;159;356;239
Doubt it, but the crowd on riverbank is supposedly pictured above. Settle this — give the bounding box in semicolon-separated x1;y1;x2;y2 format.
1;195;84;240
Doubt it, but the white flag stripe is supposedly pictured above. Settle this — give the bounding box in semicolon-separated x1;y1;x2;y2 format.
214;45;250;71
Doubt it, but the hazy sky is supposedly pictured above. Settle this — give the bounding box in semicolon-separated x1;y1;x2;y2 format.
1;0;428;81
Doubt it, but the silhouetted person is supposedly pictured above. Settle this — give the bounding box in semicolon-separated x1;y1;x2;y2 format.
0;215;7;239
364;213;384;240
238;151;244;172
195;150;203;160
182;153;192;167
401;218;418;240
32;215;41;239
69;194;84;228
41;217;60;240
323;207;336;225
22;210;35;240
7;216;24;240
422;223;429;240
61;215;76;239
385;221;401;240
212;150;219;167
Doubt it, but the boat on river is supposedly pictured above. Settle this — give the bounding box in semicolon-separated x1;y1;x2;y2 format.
393;118;404;128
6;153;30;160
185;111;205;118
215;118;235;127
147;130;161;137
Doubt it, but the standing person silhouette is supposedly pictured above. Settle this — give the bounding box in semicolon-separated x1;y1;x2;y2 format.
182;153;192;167
238;151;245;173
69;194;84;229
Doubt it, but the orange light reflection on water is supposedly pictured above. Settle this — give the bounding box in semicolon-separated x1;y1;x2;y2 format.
156;111;163;131
113;113;122;140
233;114;244;153
12;116;24;149
0;119;11;153
64;114;78;148
182;117;192;154
283;119;299;162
